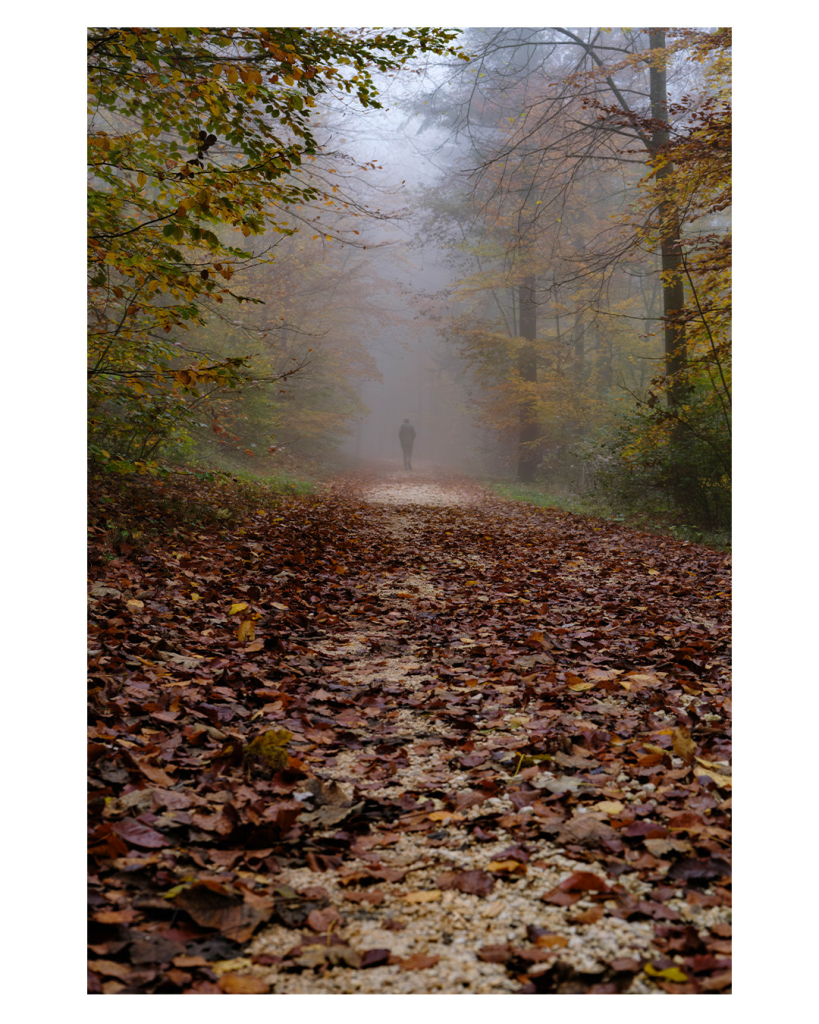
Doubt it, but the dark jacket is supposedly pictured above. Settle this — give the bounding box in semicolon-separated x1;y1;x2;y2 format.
399;422;416;445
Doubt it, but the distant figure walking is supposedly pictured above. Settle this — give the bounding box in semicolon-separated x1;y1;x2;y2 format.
399;418;416;471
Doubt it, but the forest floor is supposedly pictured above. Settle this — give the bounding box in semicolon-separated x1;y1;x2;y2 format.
87;464;731;995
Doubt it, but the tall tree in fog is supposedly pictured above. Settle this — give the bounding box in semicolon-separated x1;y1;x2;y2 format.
409;27;729;507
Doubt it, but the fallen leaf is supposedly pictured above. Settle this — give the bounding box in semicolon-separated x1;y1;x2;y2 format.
557;871;612;892
644;963;688;983
572;906;605;924
487;860;527;875
360;948;391;968
435;870;495;896
306;906;344;932
594;800;624;815
218;973;270;993
88;959;133;980
402;890;442;904
111;819;167;849
693;766;732;788
531;934;569;949
672;726;696;764
399;953;440;971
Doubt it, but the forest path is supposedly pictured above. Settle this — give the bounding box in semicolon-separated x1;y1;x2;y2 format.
88;467;732;994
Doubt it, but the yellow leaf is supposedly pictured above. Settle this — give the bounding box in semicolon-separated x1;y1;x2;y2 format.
137;171;147;187
428;811;464;824
672;727;696;764
568;681;595;692
402;890;442;904
693;766;731;789
237;620;255;642
126;599;144;612
270;602;289;611
190;592;200;601
211;957;254;977
644;964;688;983
647;568;660;575
228;602;249;615
487;860;527;874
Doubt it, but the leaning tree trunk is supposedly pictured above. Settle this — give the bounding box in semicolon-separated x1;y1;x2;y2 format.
648;28;687;409
517;275;539;482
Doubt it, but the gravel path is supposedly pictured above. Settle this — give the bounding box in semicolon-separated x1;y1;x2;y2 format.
240;473;731;994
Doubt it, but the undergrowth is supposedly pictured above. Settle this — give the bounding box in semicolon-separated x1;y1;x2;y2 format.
88;463;319;564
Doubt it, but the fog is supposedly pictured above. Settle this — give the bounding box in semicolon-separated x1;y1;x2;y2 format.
197;29;728;491
296;85;497;475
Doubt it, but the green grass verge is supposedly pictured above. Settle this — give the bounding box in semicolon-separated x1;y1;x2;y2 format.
485;482;589;514
485;480;730;550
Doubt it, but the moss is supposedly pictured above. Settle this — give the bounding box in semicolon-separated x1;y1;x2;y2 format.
244;728;293;772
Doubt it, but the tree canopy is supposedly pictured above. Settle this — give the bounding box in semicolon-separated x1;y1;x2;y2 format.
87;26;465;470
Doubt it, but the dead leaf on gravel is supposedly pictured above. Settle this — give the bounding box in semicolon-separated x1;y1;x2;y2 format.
211;957;254;976
487;859;527;876
436;870;495;896
572;906;605;924
402;889;442;904
360;948;391;968
218;973;269;993
531;934;569;949
399;954;440;972
294;945;362;970
557;814;618;847
343;889;385;906
610;957;642;973
478;944;515;963
557;871;612;892
306;906;344;932
428;811;465;824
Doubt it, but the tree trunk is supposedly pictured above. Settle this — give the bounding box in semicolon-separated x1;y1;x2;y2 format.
648;28;687;408
517;275;539;482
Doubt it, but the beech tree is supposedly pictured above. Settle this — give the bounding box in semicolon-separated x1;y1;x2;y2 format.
87;26;465;469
